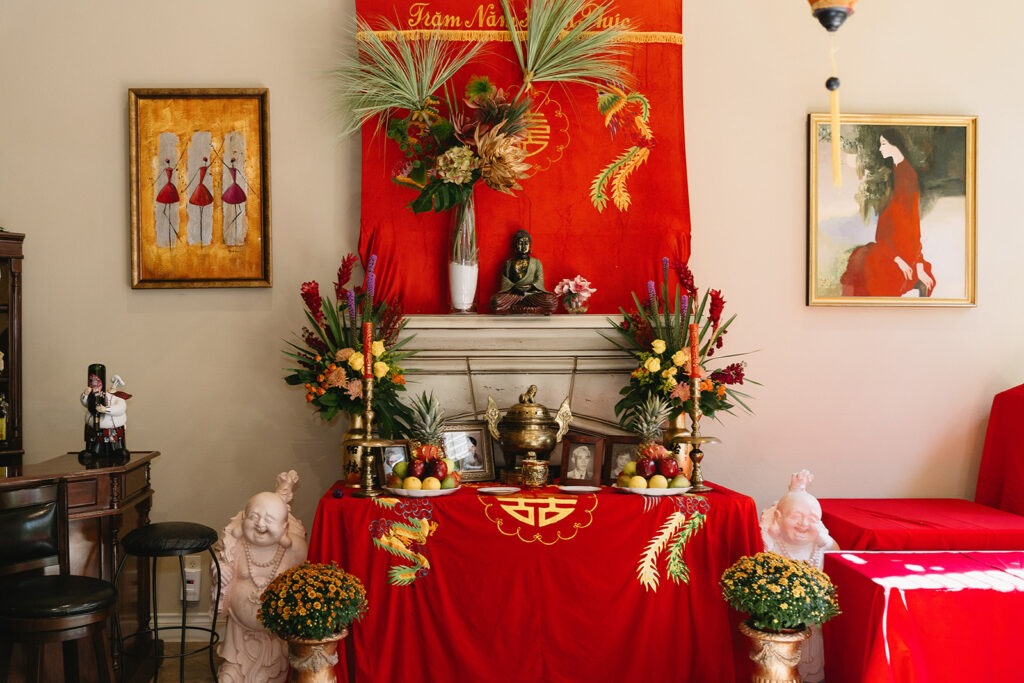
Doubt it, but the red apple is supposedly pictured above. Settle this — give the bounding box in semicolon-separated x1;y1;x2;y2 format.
636;458;656;479
409;459;426;478
659;458;679;478
429;460;448;480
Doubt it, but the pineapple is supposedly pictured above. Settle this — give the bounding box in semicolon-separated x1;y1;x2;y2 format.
409;391;445;447
628;395;672;446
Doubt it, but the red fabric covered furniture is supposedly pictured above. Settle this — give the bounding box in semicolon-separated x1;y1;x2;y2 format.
307;482;762;683
823;551;1024;682
820;383;1024;551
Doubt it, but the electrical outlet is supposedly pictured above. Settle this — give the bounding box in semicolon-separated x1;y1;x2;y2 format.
184;555;202;572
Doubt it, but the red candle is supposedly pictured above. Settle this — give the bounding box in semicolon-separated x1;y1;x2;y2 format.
362;322;373;378
689;323;700;376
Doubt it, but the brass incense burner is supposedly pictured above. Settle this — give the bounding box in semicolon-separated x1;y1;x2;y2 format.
485;385;572;479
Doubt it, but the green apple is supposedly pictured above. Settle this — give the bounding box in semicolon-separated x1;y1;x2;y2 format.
392;461;409;479
669;474;690;489
443;458;456;472
648;474;668;488
616;473;632;488
622;461;637;477
440;475;457;489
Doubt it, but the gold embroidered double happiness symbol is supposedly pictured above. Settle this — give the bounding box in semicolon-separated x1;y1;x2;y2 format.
497;497;577;528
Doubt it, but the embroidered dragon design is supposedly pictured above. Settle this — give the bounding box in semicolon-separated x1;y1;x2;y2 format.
370;497;439;586
590;84;654;213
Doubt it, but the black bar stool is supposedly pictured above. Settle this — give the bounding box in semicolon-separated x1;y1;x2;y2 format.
113;522;221;682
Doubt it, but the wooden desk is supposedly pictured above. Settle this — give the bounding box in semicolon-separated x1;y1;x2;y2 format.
0;451;159;682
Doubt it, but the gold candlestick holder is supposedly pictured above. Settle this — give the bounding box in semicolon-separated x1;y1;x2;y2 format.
681;374;719;493
351;373;392;499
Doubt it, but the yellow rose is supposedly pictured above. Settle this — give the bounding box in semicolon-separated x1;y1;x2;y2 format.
644;357;661;373
347;352;364;371
662;366;677;377
671;349;687;367
651;339;667;355
371;340;386;357
373;361;389;378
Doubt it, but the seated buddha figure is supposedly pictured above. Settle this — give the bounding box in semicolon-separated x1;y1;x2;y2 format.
490;230;559;315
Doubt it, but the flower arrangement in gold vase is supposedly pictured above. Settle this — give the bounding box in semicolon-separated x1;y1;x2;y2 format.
283;253;414;438
719;552;840;632
258;562;369;642
604;257;755;425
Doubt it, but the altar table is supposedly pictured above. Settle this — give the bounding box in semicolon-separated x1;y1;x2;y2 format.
818;498;1024;550
823;551;1024;683
307;482;762;682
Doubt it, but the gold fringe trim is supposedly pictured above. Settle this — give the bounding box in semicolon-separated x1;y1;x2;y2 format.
359;29;683;46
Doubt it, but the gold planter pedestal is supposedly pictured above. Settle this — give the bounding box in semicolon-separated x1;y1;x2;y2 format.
287;629;348;683
739;622;810;683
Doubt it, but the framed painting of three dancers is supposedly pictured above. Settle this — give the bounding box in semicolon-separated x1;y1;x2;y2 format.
129;88;271;288
808;113;976;307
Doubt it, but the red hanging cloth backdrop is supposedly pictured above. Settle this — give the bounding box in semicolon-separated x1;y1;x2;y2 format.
357;0;690;314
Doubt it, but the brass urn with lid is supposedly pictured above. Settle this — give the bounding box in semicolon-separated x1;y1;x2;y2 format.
485;385;572;478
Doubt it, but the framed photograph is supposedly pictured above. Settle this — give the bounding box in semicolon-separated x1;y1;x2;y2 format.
808;114;976;306
381;441;410;478
441;421;495;483
560;433;604;486
129;88;272;288
601;435;640;484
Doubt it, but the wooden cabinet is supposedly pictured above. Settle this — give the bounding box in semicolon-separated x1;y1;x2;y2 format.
0;231;23;477
0;451;160;682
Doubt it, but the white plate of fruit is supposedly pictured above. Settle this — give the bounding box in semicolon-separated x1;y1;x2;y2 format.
383;439;462;495
613;444;690;495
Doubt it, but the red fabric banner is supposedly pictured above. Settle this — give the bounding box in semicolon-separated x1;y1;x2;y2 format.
307;482;761;682
356;0;690;313
974;383;1024;515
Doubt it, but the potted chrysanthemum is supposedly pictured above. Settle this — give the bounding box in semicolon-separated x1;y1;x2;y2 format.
258;562;368;683
720;552;839;682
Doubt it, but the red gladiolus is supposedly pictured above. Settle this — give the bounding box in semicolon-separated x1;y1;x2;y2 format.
335;253;358;299
709;289;725;331
710;362;745;385
671;259;697;298
300;281;324;325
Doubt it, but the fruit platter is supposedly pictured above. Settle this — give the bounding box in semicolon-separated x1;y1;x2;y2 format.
384;392;462;496
614;397;692;495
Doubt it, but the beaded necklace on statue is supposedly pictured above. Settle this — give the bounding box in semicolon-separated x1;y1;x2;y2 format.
774;538;824;569
243;541;286;604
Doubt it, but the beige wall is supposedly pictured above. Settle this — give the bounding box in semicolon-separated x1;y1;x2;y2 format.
1;0;1021;606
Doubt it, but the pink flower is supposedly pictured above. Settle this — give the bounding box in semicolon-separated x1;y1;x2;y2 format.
343;379;363;400
670;383;691;401
335;348;355;362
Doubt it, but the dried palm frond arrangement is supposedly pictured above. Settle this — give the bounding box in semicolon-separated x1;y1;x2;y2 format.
330;0;630;213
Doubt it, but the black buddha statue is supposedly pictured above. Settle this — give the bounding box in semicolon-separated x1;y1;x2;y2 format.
490;230;559;315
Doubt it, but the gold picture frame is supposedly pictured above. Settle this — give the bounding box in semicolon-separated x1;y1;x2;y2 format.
129;88;271;288
441;421;496;483
808;114;976;306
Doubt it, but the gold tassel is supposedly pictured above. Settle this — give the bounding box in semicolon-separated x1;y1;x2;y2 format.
829;37;841;186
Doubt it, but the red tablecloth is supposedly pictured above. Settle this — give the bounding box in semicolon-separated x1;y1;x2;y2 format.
818;498;1024;551
824;551;1024;682
975;383;1024;515
307;482;762;682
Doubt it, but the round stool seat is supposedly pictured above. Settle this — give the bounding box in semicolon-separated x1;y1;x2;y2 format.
0;574;117;619
121;522;218;557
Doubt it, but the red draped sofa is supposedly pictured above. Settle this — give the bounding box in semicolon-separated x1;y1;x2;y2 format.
819;383;1024;551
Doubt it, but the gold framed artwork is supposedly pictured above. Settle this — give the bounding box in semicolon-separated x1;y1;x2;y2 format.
129;88;271;288
808;114;976;306
441;421;495;483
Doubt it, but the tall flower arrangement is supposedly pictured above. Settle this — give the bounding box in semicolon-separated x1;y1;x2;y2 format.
604;258;754;424
283;254;414;438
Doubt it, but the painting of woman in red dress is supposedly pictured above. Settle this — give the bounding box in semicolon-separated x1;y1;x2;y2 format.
840;129;936;297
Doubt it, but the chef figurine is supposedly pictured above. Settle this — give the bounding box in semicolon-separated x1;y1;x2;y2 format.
78;363;131;467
